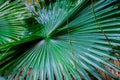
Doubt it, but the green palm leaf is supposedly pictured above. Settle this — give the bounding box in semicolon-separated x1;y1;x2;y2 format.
0;1;28;44
0;1;33;62
0;0;120;80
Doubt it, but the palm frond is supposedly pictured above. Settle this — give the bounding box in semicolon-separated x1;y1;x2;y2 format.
0;1;37;66
0;0;120;80
0;1;28;45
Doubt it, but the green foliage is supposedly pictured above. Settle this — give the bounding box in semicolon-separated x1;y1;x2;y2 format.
0;2;26;44
0;0;120;80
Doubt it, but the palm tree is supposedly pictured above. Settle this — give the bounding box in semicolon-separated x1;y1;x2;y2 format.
0;0;120;80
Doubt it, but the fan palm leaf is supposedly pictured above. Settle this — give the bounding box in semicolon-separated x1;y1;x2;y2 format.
0;1;26;43
0;0;39;63
0;0;120;80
